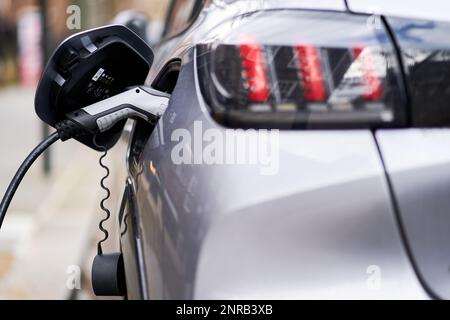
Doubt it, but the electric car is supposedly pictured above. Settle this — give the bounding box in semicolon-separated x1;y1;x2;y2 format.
114;0;450;299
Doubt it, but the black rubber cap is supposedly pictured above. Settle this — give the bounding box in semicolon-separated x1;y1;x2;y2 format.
92;253;126;297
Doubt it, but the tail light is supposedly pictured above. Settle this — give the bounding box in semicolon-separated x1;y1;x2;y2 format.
197;11;406;129
239;34;271;102
386;17;450;127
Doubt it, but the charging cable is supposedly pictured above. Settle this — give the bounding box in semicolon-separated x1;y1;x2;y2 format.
0;86;169;230
0;132;60;228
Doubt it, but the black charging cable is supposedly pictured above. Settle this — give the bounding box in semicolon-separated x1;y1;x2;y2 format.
0;118;90;229
0;85;168;232
0;132;60;229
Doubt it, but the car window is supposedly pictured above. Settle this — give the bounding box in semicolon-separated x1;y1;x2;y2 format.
163;0;201;38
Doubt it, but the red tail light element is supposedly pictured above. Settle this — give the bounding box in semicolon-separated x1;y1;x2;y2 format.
353;48;383;101
296;45;327;102
239;35;270;102
197;10;406;129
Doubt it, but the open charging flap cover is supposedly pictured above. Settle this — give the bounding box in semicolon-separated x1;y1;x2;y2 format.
35;25;154;150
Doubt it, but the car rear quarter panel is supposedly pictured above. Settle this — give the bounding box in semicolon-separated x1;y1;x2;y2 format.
376;129;450;299
129;50;428;299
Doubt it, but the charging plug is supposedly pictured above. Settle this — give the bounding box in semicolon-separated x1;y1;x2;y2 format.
56;86;170;141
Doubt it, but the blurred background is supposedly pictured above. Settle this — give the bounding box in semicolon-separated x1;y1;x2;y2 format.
0;0;170;299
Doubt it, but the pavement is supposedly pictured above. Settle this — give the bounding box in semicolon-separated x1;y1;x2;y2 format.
0;86;126;299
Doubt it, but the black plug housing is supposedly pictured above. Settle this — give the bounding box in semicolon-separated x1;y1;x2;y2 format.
35;25;154;151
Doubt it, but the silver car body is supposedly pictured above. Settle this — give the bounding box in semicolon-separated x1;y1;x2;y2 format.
118;0;450;299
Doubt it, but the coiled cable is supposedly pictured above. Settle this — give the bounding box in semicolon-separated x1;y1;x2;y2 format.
92;135;111;255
